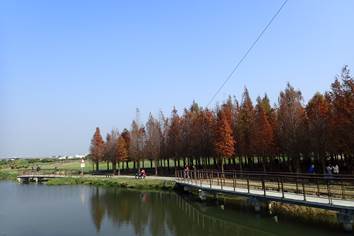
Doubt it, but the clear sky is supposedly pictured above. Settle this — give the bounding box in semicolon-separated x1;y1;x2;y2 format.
1;0;353;158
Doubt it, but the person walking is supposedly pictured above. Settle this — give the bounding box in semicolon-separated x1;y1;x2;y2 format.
307;164;315;174
141;169;146;178
184;165;190;179
333;164;339;175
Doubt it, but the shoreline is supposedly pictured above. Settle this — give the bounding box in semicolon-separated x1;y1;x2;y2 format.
46;176;176;190
0;169;176;190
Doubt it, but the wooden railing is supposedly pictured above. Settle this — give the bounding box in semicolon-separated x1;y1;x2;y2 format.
175;170;354;202
20;169;80;176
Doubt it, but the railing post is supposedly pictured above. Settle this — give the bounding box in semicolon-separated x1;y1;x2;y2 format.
277;177;280;191
235;173;237;190
247;176;250;194
316;178;320;196
302;180;306;201
281;177;284;198
327;179;332;205
233;173;236;191
209;172;212;189
295;177;299;193
199;171;202;187
341;180;345;199
220;172;223;190
262;179;266;196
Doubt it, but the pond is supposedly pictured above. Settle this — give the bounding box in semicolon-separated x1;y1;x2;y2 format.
0;181;349;236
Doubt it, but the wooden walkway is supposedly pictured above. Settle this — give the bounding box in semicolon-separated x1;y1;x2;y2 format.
175;170;354;212
176;179;354;211
17;174;67;183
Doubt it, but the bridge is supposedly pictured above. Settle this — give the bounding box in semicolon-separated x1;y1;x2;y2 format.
17;169;77;183
17;174;68;183
175;170;354;231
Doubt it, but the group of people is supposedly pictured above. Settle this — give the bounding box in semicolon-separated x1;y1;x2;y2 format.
183;165;190;178
136;169;146;179
31;166;41;172
183;165;197;178
307;163;340;176
326;164;340;175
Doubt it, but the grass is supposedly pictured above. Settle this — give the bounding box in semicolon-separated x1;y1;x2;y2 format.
0;169;18;180
271;202;340;229
46;176;176;190
190;192;341;230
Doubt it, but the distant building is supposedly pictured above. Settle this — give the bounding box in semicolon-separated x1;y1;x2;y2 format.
57;154;87;160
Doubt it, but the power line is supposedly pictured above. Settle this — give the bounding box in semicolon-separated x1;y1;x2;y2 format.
206;0;289;107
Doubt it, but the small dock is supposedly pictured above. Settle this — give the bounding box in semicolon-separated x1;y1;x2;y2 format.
17;169;76;183
17;174;66;183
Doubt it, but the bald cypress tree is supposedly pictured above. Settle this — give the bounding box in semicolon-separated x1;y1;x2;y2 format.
236;88;255;168
116;136;128;175
90;127;105;172
253;97;274;171
277;83;305;172
214;110;235;173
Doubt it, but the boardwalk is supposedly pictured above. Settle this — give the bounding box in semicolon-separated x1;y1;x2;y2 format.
176;179;354;211
175;170;354;230
17;174;67;183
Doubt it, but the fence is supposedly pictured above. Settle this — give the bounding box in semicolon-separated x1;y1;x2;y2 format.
176;169;354;202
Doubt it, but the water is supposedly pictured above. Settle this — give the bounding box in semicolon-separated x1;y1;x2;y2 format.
0;181;349;236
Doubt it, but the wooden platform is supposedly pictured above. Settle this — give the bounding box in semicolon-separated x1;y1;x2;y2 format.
17;174;66;183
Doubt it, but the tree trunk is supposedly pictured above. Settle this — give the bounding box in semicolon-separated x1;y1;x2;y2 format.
221;158;224;174
239;156;243;172
96;161;99;172
112;161;117;175
262;156;266;173
154;160;158;176
117;161;121;175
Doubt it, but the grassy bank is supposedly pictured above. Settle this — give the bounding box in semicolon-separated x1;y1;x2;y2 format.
271;202;339;228
186;191;342;230
0;169;18;180
0;165;176;190
46;176;176;190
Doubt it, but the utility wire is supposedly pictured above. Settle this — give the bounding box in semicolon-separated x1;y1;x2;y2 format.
206;0;289;107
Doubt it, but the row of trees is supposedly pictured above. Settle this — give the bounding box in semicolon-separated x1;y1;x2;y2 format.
90;66;354;174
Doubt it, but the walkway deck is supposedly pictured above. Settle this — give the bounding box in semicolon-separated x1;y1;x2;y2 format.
176;179;354;211
175;170;354;213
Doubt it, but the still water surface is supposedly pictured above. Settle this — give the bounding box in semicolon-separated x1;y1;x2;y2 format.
0;181;349;236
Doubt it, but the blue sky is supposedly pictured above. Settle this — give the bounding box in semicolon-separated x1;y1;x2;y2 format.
1;0;353;158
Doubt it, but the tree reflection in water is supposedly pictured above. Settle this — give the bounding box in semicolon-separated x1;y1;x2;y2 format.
89;187;340;236
89;188;105;232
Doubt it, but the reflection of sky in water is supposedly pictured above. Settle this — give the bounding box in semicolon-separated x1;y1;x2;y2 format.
0;182;348;236
80;186;86;206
